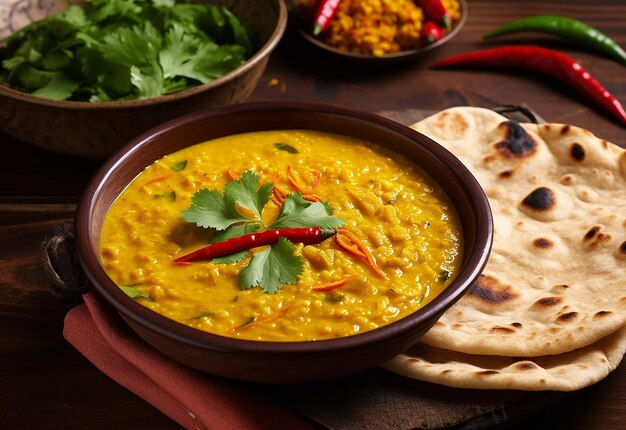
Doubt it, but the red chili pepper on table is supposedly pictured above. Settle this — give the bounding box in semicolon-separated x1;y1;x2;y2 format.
313;0;342;36
430;46;626;127
417;0;452;31
421;21;447;44
173;227;336;263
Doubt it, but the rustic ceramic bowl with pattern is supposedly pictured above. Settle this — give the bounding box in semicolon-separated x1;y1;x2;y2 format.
0;0;287;158
74;100;493;384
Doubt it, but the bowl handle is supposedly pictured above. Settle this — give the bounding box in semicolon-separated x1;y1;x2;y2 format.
41;224;90;295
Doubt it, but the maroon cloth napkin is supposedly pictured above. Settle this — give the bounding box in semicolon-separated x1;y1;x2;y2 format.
63;293;316;430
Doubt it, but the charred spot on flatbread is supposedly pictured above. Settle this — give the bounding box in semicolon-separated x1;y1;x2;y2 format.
532;237;554;249
491;326;516;334
619;241;626;253
468;275;519;304
584;224;612;246
557;312;579;322
499;170;514;179
515;361;539;370
585;226;601;240
495;121;537;158
522;187;555;211
570;143;586;161
533;296;563;308
594;311;613;319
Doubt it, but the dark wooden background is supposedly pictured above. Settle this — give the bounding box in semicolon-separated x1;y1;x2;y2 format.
1;1;625;429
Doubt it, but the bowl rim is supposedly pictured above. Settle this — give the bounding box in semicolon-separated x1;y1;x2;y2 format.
0;0;288;110
289;0;467;64
75;100;493;354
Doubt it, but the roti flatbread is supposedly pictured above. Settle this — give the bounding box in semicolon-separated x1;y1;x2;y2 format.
383;107;626;391
387;325;626;391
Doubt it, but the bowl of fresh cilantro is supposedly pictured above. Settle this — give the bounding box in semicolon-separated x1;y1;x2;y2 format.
0;0;287;158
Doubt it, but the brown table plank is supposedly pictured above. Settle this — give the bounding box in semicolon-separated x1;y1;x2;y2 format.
1;1;624;428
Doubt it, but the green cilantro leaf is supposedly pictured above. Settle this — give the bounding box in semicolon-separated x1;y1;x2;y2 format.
120;284;152;301
221;8;252;55
183;43;246;84
159;22;204;80
32;72;79;100
190;310;214;320
274;142;298;153
238;238;303;294
270;193;345;230
181;172;273;230
155;191;176;202
180;188;249;230
171;160;187;171
131;64;164;99
223;171;273;225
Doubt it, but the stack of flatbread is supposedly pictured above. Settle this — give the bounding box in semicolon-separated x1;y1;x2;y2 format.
383;107;626;391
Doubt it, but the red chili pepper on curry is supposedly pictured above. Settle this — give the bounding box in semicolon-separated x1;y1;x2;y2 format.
174;227;336;263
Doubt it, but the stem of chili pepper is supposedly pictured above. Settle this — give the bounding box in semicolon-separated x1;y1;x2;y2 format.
174;227;336;263
482;15;626;65
313;0;342;36
416;0;451;31
430;46;626;127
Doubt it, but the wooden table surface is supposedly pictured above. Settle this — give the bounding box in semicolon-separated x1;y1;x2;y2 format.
1;1;625;429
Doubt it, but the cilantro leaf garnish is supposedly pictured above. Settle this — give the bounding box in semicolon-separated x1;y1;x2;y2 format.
180;170;343;293
180;188;249;230
238;238;303;294
270;194;345;230
223;171;273;226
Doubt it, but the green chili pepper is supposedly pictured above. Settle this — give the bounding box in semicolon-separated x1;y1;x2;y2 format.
482;15;626;65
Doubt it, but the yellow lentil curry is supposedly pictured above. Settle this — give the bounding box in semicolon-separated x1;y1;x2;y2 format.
296;0;462;56
100;130;463;341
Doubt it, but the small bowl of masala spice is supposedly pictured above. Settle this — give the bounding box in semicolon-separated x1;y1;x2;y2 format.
289;0;466;63
75;101;492;383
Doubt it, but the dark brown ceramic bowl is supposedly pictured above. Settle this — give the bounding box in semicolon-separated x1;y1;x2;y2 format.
0;0;287;158
75;100;493;384
288;0;467;64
